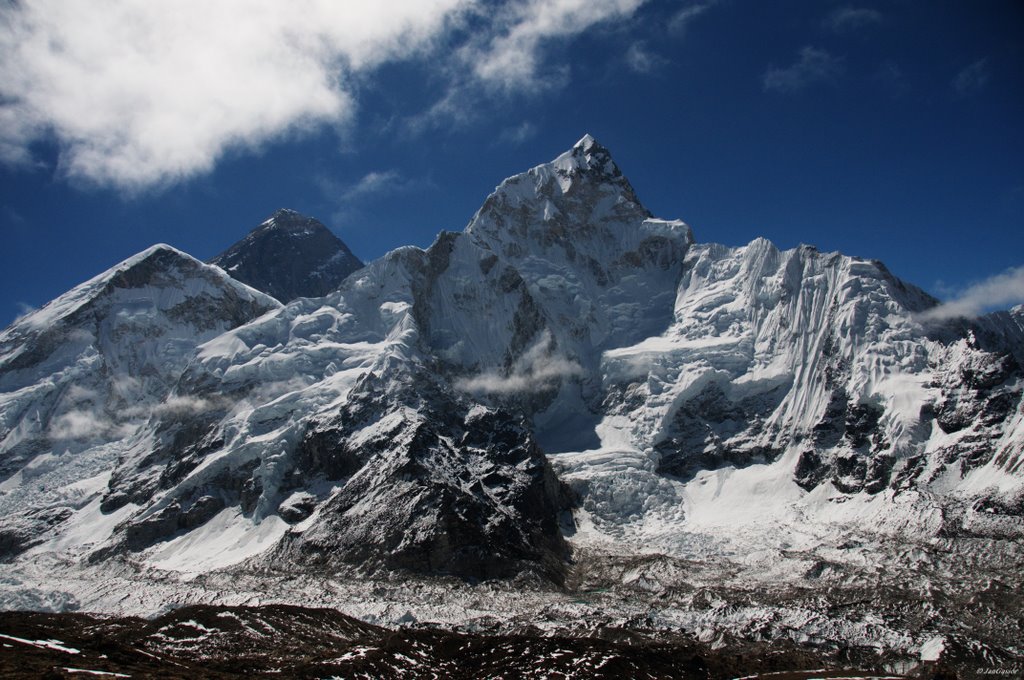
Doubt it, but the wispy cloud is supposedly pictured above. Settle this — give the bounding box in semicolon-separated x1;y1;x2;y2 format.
320;169;432;229
668;2;717;37
13;302;37;324
952;58;990;97
496;122;538;146
762;46;844;93
824;7;883;33
873;60;908;98
625;41;666;74
466;0;646;92
457;330;583;395
918;266;1024;321
340;171;404;202
3;206;29;229
0;0;650;191
402;0;647;137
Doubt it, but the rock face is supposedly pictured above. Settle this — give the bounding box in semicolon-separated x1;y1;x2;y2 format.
0;135;1022;595
210;209;363;302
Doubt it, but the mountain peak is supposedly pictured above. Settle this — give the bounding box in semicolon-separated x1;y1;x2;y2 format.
465;135;661;272
211;210;363;302
552;134;621;183
573;133;597;150
259;208;329;234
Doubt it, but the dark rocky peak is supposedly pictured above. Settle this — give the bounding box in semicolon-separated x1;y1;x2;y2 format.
255;208;330;236
211;209;363;303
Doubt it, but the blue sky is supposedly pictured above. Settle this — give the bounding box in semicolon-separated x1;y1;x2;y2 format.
1;0;1022;326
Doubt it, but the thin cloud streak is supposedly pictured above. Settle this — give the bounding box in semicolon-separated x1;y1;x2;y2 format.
668;1;717;37
762;47;844;93
340;171;404;202
825;7;883;33
918;266;1024;321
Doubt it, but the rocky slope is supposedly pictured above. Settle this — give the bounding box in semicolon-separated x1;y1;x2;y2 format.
2;605;904;679
210;208;363;302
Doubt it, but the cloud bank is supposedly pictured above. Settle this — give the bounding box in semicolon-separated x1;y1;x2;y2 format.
0;0;646;191
918;266;1024;321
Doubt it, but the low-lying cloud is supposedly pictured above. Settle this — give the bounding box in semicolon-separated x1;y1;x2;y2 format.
49;410;121;441
918;265;1024;322
457;331;583;395
49;391;220;441
123;394;218;419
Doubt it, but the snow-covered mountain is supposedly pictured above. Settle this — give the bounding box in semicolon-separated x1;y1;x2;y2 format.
0;245;279;559
210;208;363;303
1;135;1022;672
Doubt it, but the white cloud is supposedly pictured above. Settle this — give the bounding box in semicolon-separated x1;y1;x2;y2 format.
952;58;990;97
762;46;844;93
0;0;651;191
0;1;469;189
825;7;883;32
918;266;1024;321
457;330;583;394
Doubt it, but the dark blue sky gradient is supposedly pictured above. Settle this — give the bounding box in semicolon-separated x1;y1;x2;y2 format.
1;1;1021;325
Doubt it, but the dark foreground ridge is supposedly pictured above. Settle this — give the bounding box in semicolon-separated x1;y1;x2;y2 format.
0;605;964;679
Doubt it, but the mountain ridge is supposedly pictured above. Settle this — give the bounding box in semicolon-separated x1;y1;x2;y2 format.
0;135;1022;674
